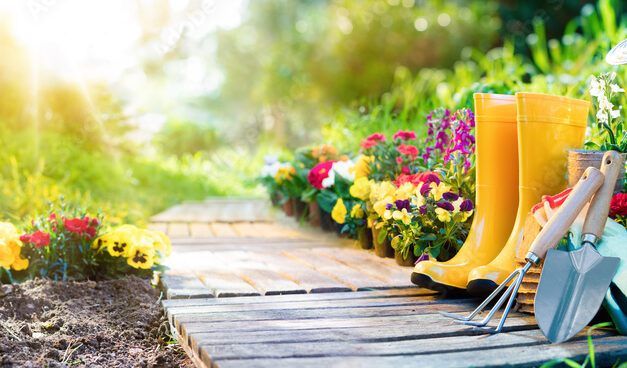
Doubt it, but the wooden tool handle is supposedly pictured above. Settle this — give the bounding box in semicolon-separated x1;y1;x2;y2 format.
526;167;604;264
582;151;622;241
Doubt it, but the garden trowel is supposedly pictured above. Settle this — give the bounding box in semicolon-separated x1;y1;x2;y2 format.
535;151;622;343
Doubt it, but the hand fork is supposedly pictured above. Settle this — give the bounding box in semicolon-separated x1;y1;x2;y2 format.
439;167;605;333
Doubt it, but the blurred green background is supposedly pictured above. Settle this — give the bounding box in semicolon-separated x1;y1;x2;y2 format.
0;0;624;223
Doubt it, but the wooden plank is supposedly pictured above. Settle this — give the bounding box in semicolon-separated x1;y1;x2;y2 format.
237;268;306;296
148;222;168;233
159;273;215;299
189;222;214;238
210;223;239;238
282;249;394;290
250;252;352;293
212;335;627;368
230;222;258;238
312;248;414;287
162;288;436;309
165;294;468;319
199;328;614;364
196;270;260;297
345;247;407;268
168;222;190;238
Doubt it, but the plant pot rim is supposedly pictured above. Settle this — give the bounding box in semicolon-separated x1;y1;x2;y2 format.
568;149;626;156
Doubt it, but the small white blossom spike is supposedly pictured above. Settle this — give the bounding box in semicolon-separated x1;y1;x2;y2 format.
606;39;627;65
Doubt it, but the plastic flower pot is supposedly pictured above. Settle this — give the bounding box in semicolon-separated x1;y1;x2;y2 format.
308;201;321;227
357;226;373;249
394;248;417;267
372;226;393;258
318;205;334;232
282;196;294;217
568;150;626;193
292;197;309;221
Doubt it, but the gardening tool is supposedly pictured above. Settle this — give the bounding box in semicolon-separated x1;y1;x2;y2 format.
411;93;520;294
535;151;622;343
439;167;604;333
466;92;589;296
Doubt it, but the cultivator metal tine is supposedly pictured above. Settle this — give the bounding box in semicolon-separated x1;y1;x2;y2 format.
460;262;532;333
438;265;523;322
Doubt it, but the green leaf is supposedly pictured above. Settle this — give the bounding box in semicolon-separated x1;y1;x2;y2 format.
316;190;339;213
562;358;583;368
420;233;437;242
377;228;388;244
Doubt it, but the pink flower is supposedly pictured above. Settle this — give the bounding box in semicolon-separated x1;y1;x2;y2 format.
360;139;378;149
396;144;419;160
393;131;417;141
396;156;403;164
49;213;57;222
308;161;336;189
610;193;627;217
19;233;31;243
365;133;386;142
31;231;50;248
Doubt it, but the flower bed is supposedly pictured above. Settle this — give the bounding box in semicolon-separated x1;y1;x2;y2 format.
0;276;191;367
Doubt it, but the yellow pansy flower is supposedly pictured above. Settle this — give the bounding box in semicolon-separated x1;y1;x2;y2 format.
412;192;425;207
349;177;372;201
435;208;452;222
392;208;412;225
105;228;137;257
331;198;347;224
350;204;365;219
350;155;372;179
127;239;156;269
451;197;464;213
430;182;451;201
395;182;415;200
383;209;393;220
373;196;393;217
0;222;28;271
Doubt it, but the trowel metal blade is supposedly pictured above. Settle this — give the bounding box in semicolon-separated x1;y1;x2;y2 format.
535;246;620;343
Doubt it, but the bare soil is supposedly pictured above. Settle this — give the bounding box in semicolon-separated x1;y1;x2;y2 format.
0;276;193;368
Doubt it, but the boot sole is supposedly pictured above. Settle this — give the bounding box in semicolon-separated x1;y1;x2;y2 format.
466;279;499;298
410;272;469;298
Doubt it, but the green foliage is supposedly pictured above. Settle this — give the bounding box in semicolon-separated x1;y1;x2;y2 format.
153;120;221;157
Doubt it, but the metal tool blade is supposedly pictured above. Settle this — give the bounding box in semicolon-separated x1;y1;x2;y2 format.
535;247;620;343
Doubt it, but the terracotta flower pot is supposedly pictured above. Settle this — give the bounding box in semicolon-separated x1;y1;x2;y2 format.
357;227;373;249
567;150;626;193
394;248;417;267
308;201;321;227
372;226;393;258
292;197;308;221
282;196;294;217
318;206;334;232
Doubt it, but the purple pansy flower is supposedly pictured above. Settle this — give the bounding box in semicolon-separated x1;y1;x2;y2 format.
436;202;455;211
394;199;411;211
385;203;394;210
460;199;474;212
442;192;459;201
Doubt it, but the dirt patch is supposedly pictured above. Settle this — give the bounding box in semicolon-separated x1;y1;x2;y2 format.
0;276;193;368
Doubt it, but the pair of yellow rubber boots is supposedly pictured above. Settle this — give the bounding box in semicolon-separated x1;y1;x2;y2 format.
411;92;590;296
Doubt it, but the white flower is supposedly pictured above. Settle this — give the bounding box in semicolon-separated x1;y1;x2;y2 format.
599;96;614;111
321;170;335;188
331;160;356;182
610;84;625;94
263;155;278;165
590;76;604;97
261;162;289;178
611;72;617;81
597;109;609;124
611;109;621;119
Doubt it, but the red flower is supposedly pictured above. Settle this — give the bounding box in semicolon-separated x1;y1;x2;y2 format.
365;133;386;142
64;218;89;234
31;231;50;248
85;226;97;239
49;213;57;222
393;130;417;141
393;172;440;188
308;161;336;189
610;193;627;217
91;218;100;227
396;144;419;160
19;233;31;243
396;156;403;164
360;139;378;149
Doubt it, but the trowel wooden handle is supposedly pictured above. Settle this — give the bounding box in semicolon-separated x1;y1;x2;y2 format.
582;151;621;241
526;167;604;264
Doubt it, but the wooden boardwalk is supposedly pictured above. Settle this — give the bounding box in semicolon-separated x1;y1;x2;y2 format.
155;199;627;368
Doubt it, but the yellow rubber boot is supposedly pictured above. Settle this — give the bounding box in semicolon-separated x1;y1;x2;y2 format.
411;94;519;295
466;92;589;296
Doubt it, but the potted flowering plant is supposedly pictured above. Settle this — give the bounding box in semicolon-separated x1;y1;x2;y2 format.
273;162;300;216
360;131;421;182
260;155;283;206
387;174;474;266
313;159;357;235
571;72;627;192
